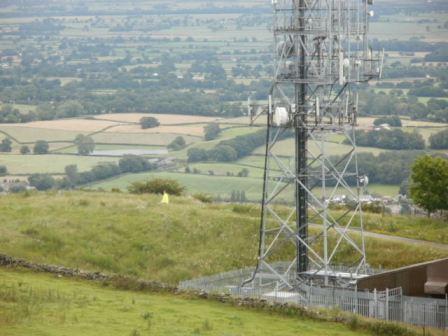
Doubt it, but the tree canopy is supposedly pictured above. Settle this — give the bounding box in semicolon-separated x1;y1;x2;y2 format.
204;123;221;141
140;117;160;129
0;138;12;152
167;136;186;151
74;134;95;155
429;129;448;149
410;156;448;216
33;140;49;154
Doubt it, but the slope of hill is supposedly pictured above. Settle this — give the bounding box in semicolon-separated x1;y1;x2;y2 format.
0;191;446;285
0;268;373;336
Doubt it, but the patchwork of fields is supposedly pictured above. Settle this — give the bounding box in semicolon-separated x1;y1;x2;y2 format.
0;114;445;199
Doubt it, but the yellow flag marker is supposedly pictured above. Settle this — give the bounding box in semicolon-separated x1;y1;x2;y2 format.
161;191;169;204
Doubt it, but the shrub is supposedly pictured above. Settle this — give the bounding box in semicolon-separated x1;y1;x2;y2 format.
0;165;7;176
28;174;56;191
362;201;384;214
237;168;250;177
20;145;30;155
347;315;359;330
167;136;186;151
119;155;153;173
367;321;414;336
9;183;27;193
373;116;402;127
128;178;185;196
193;193;213;203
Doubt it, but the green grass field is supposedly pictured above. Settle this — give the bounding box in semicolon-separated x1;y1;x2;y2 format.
91;171;264;200
91;132;200;146
0;268;369;336
0;191;446;285
90;169;400;198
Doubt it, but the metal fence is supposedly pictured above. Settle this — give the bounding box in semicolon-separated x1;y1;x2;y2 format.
180;267;448;330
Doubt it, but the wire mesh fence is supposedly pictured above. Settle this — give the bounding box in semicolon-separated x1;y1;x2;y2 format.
179;266;448;330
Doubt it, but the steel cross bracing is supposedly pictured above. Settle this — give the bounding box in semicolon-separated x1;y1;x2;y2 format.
246;0;383;290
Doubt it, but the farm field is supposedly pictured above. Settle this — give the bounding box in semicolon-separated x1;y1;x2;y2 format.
252;138;389;157
93;113;220;125
0;154;118;175
91;171;264;200
55;144;166;155
0;0;446;333
0;268;369;336
90;168;400;199
0;112;443;199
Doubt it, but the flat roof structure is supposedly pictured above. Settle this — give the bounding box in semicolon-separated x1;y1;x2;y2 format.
357;258;448;297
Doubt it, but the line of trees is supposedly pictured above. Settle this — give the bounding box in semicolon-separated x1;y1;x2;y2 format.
360;92;448;123
322;151;424;188
352;129;425;150
28;155;155;190
187;129;292;163
0;135;96;156
373;116;402;127
429;129;448;149
0;137;50;154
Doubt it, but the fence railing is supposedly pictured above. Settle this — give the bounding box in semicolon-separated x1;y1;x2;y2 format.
180;268;448;330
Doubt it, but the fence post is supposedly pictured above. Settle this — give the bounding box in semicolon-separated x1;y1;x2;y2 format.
308;282;312;306
423;303;426;335
374;289;377;319
445;294;447;332
386;288;389;321
403;299;406;325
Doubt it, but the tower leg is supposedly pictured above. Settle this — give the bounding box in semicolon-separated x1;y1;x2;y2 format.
296;0;308;276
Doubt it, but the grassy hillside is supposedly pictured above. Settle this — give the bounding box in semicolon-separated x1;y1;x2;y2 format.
0;191;446;285
0;268;371;336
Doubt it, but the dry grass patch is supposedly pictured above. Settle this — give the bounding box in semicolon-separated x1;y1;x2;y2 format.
105;124;205;136
95;113;219;125
1;119;119;132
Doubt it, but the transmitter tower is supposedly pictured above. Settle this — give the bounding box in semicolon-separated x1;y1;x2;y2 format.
247;0;383;289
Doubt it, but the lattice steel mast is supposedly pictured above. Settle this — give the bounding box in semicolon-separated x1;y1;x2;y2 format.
247;0;383;289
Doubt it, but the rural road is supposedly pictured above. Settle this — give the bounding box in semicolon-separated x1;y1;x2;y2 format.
309;224;448;251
